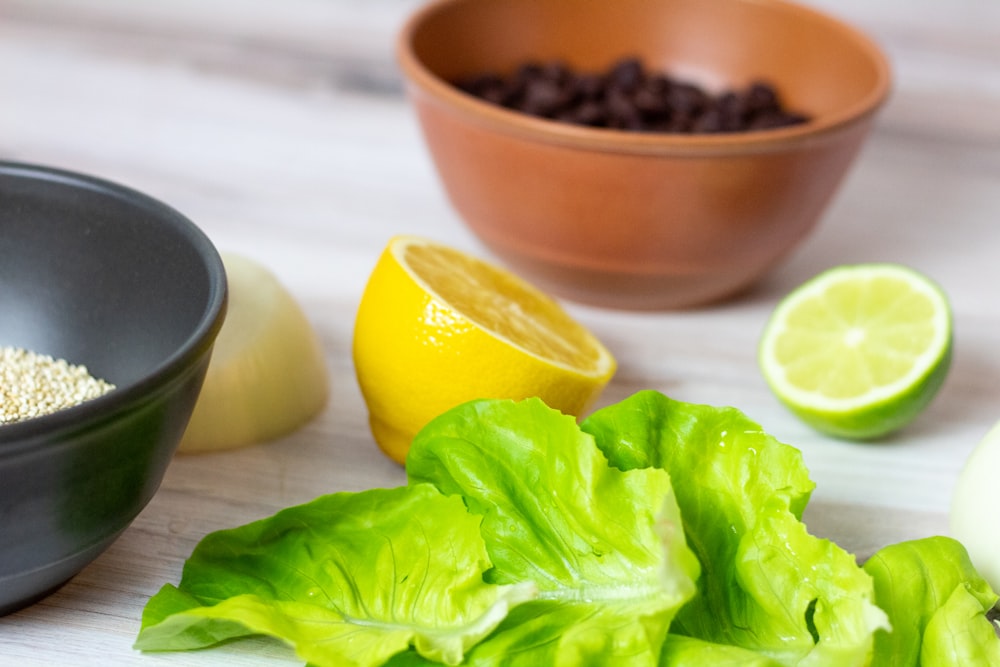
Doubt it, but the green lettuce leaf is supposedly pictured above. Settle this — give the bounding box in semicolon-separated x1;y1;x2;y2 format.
863;535;1000;666
406;397;700;667
385;600;697;667
659;634;786;666
134;483;535;667
580;390;889;666
134;391;1000;667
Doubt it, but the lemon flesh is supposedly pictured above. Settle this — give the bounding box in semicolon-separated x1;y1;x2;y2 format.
353;236;616;464
178;253;329;453
759;264;951;439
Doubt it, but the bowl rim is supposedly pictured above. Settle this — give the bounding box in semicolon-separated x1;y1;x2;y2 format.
0;161;228;449
396;0;893;156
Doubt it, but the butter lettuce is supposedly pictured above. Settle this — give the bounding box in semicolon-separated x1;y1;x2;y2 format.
405;397;700;666
134;484;535;666
659;635;785;666
135;391;1000;667
580;390;890;666
863;536;1000;666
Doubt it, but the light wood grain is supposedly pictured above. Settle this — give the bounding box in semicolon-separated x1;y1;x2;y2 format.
1;0;998;663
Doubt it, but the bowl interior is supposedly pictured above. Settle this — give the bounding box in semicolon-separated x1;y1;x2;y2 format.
405;0;888;133
0;164;221;394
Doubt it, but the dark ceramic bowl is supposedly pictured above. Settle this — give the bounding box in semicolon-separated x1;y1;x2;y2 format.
398;0;891;309
0;162;227;615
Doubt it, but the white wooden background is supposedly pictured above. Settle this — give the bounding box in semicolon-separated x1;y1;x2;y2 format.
1;0;998;663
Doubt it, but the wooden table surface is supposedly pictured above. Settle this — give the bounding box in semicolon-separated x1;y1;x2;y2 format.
2;0;999;664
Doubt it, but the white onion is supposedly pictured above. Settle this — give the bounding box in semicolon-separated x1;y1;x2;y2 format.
950;419;1000;593
178;253;329;453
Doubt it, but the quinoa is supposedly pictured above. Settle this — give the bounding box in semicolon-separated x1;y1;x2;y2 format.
0;346;116;425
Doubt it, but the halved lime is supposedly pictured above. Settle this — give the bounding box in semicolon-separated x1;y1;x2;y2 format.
759;264;952;440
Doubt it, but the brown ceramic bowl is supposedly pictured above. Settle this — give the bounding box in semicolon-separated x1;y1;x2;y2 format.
397;0;891;310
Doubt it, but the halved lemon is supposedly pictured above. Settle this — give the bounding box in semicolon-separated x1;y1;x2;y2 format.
759;263;952;440
352;236;616;464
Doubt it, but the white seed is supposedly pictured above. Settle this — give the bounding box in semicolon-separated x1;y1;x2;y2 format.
0;346;116;425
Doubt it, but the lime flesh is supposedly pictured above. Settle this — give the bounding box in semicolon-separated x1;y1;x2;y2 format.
759;264;952;440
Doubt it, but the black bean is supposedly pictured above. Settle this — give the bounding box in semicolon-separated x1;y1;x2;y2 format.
521;79;568;117
569;101;610;127
452;57;811;134
691;108;725;133
667;83;710;117
633;80;670;117
746;81;780;114
607;57;645;93
574;73;606;101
